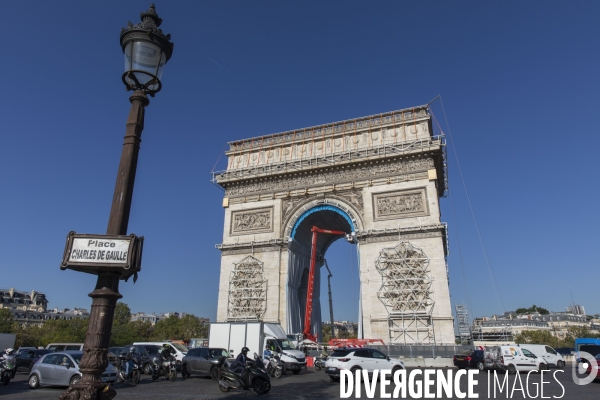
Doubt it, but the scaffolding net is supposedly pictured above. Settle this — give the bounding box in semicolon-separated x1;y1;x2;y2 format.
227;255;267;321
375;242;435;344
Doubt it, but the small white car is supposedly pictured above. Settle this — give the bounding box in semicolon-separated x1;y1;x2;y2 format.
518;344;565;368
28;351;117;389
324;347;405;382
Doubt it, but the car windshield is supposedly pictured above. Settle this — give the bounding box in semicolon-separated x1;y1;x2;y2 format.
276;339;296;350
210;349;230;358
171;343;188;353
71;354;82;365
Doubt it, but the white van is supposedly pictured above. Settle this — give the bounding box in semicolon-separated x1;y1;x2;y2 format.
45;343;84;351
518;344;565;368
133;341;188;363
485;345;546;374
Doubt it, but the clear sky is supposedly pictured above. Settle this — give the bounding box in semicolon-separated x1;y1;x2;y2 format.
2;1;599;325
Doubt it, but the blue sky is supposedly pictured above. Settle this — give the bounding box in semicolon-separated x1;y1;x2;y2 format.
1;1;599;324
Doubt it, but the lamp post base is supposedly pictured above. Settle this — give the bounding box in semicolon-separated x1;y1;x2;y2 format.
59;380;116;400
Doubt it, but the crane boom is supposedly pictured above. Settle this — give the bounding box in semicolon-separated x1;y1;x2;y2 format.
302;226;346;342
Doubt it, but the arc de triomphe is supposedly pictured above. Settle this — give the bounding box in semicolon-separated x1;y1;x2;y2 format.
213;104;454;344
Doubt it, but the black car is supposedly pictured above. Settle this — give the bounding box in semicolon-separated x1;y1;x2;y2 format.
182;348;232;380
16;349;53;373
453;350;485;370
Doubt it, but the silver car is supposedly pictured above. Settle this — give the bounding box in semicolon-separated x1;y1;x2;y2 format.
28;351;117;389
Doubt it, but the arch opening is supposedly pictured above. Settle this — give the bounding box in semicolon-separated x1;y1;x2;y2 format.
286;204;359;341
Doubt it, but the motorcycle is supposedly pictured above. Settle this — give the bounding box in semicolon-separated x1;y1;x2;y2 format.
266;355;284;379
314;356;327;371
116;354;141;384
0;355;17;385
151;355;177;382
217;353;271;395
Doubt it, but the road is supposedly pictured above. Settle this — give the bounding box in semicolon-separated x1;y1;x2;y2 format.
2;367;599;399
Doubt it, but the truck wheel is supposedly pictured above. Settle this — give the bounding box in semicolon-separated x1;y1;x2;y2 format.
274;367;283;379
557;360;565;369
507;364;516;375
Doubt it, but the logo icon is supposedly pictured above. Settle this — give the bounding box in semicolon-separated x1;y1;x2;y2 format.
571;351;598;385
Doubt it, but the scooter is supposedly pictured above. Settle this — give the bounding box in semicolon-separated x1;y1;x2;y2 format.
0;355;16;385
151;355;177;382
266;355;284;379
217;353;271;395
314;356;327;371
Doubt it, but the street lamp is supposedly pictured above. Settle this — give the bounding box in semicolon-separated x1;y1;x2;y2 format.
59;5;173;400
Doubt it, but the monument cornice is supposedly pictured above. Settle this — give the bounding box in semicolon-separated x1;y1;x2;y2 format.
222;154;437;198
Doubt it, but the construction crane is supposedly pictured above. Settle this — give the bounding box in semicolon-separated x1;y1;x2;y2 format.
324;259;335;339
303;226;355;342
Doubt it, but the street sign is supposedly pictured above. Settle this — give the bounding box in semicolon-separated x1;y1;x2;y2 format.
60;232;143;281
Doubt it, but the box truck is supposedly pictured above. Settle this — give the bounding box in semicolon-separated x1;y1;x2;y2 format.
209;322;306;374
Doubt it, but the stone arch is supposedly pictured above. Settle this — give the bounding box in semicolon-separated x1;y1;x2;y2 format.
285;197;361;339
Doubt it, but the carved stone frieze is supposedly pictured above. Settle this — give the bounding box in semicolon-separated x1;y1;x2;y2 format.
230;207;273;235
227;256;267;321
336;189;364;214
224;157;434;197
372;188;429;220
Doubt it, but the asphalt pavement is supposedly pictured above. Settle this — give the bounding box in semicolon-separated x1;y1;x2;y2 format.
1;367;599;399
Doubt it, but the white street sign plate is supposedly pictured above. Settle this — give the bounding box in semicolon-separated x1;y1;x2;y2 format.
69;238;130;264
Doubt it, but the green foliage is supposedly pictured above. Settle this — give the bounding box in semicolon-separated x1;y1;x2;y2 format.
515;305;550;315
514;330;563;348
151;315;208;341
0;308;13;333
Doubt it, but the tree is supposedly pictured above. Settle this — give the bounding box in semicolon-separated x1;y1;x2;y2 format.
151;314;208;341
515;305;549;315
39;318;88;345
514;330;561;348
113;302;132;326
0;308;13;333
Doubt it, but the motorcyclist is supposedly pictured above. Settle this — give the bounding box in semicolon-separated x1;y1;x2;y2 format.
320;346;329;358
160;344;172;361
0;348;14;361
231;347;250;375
123;346;139;378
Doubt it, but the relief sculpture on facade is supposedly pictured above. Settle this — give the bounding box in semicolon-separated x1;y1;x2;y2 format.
230;208;273;235
373;188;428;220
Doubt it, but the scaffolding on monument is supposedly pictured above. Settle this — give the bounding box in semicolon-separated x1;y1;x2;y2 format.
375;242;436;345
226;255;267;322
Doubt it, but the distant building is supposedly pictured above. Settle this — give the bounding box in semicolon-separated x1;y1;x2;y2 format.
1;288;88;327
472;304;599;345
130;311;209;326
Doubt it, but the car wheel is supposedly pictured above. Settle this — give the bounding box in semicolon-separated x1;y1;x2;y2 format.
507;364;516;375
350;366;362;381
143;363;153;375
181;364;190;379
210;366;219;381
557;360;565;369
391;365;402;377
477;361;485;371
70;375;81;386
538;363;548;372
28;374;40;389
330;376;340;382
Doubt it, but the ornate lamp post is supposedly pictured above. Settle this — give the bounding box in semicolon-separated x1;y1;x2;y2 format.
60;5;173;400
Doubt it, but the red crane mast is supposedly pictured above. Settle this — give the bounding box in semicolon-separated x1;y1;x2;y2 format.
302;226;346;342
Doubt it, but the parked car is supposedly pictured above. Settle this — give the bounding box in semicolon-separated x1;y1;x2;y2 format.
28;351;117;389
324;348;405;382
484;345;547;374
181;348;232;380
453;350;485;370
15;349;53;373
45;343;84;352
